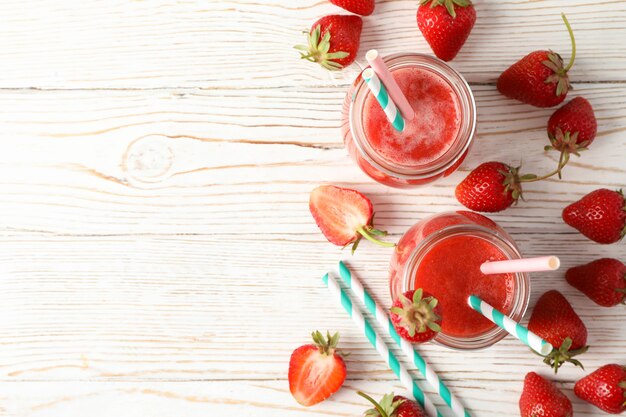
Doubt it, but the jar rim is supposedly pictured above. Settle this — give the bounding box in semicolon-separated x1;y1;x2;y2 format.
349;53;477;180
400;223;531;350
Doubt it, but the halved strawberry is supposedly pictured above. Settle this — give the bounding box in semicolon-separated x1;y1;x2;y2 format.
288;331;347;406
309;185;395;252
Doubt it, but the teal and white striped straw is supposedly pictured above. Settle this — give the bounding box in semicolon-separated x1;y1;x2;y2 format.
322;273;443;417
362;68;405;132
467;295;553;356
338;261;471;417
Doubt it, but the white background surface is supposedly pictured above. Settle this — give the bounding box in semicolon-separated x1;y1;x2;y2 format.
0;1;625;416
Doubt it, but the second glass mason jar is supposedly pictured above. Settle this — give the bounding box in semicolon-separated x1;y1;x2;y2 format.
389;211;530;350
342;53;476;188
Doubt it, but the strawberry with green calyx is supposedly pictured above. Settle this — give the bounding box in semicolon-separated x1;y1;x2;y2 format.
358;391;426;417
563;189;626;244
417;0;476;62
288;331;347;406
294;15;362;71
497;13;576;107
455;155;581;213
574;364;626;414
528;290;589;373
390;289;442;343
546;97;597;178
309;185;395;253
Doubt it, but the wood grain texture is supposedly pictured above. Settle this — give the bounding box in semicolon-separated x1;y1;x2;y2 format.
0;1;625;88
1;0;625;416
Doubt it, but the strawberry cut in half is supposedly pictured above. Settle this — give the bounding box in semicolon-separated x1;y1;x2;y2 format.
390;289;442;344
309;185;395;253
288;331;347;406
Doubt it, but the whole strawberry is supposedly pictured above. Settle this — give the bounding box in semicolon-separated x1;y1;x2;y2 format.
358;391;426;417
288;331;347;406
566;258;626;307
309;185;395;252
497;13;575;107
417;0;476;62
563;189;626;244
294;15;363;70
574;364;626;414
455;161;523;212
330;0;375;16
519;372;573;417
390;289;442;343
528;290;589;372
546;97;598;177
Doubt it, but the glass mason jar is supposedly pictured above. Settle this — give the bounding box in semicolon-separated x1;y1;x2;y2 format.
342;53;476;188
389;211;530;350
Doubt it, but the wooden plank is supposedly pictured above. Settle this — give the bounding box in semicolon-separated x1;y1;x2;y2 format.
0;379;611;417
0;1;624;88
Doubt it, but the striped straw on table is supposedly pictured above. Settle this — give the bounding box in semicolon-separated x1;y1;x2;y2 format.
338;261;471;417
467;295;553;356
322;273;444;417
362;68;405;132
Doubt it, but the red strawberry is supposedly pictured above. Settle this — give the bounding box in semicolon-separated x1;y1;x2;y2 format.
519;372;573;417
358;391;426;417
288;331;347;406
294;15;362;70
309;185;395;252
497;13;576;107
416;0;476;62
566;258;626;307
528;290;588;373
562;189;626;244
548;97;597;148
330;0;375;16
390;289;442;343
455;161;523;213
574;364;626;414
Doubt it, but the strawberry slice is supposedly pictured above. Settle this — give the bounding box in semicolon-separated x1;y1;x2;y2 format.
309;185;395;253
288;331;347;407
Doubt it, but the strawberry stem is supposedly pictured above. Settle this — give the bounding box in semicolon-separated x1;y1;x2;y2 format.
561;13;576;72
519;152;570;183
357;392;388;417
357;226;396;248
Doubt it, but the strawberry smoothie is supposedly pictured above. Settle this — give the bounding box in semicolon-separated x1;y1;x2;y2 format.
412;235;515;338
363;67;461;168
342;53;476;188
389;211;529;349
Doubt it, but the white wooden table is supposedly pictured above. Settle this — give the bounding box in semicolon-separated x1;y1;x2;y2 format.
1;1;625;416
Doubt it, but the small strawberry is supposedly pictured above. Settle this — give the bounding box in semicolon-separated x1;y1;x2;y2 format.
563;189;626;244
566;258;626;307
546;97;598;178
528;290;588;373
309;185;395;253
574;364;626;414
390;289;442;343
497;13;576;107
454;161;524;213
416;0;476;62
330;0;375;16
294;15;362;71
519;372;573;417
358;391;426;417
288;331;347;406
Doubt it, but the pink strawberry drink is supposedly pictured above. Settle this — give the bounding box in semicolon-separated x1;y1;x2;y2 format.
343;53;476;187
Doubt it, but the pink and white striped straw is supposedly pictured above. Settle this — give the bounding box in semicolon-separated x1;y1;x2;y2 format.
480;256;560;275
366;50;415;121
